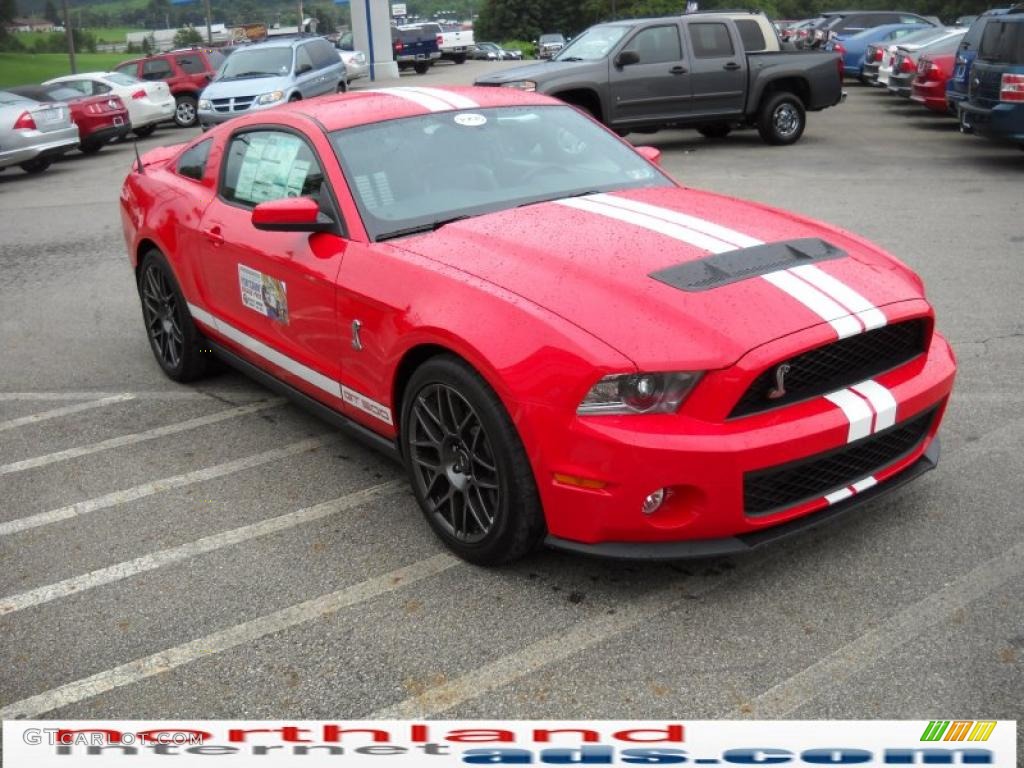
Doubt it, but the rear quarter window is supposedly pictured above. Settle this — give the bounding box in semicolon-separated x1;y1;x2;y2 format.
734;19;767;52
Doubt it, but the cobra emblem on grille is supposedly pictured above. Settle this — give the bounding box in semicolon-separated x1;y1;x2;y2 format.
767;364;791;400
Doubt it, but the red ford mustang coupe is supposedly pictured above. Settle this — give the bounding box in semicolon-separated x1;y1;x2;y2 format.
120;86;956;564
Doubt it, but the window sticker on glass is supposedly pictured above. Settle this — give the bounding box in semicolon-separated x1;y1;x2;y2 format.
454;113;487;127
234;133;308;203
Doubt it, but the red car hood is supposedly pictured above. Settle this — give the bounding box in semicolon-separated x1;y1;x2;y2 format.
397;187;925;370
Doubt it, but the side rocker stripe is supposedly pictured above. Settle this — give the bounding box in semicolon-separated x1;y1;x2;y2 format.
555;197;738;253
588;194;764;249
187;303;394;425
762;270;863;339
788;264;887;330
851;380;898;432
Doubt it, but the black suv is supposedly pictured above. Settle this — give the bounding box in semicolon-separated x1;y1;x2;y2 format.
959;15;1024;147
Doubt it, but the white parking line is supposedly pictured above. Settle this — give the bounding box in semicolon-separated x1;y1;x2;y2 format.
0;436;330;537
0;480;405;615
371;568;752;719
0;394;136;433
0;391;268;402
0;399;283;476
729;538;1024;718
0;553;459;720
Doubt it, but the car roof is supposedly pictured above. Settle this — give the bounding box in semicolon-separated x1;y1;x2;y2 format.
283;86;562;132
48;71;119;80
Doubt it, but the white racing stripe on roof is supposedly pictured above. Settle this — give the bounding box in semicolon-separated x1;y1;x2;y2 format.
589;193;763;249
555;196;738;253
366;87;454;112
762;270;863;339
394;86;479;109
789;264;887;330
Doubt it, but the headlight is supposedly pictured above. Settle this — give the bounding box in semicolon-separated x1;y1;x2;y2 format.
354;52;366;65
198;99;212;110
257;90;285;105
502;80;537;92
578;372;702;415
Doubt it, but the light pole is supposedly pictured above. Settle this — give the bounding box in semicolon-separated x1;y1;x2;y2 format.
62;0;76;74
203;0;213;43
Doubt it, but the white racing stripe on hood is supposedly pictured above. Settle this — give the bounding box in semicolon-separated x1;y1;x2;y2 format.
762;270;864;339
588;193;763;249
394;86;480;109
367;87;454;112
555;196;739;253
789;264;887;330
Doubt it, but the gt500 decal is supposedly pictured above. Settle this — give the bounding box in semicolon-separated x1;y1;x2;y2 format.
343;386;394;426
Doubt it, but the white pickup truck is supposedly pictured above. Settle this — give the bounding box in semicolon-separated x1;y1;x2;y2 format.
402;22;476;63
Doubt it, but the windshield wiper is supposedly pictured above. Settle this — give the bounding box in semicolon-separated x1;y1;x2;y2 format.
557;56;585;61
516;189;601;209
376;215;472;241
222;71;274;80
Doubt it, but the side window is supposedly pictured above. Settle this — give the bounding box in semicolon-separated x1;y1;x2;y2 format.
61;80;93;95
309;40;338;70
734;20;767;52
141;58;174;80
176;55;206;74
690;23;735;58
177;139;213;181
296;45;315;73
628;25;683;64
339;32;354;51
221;131;326;207
115;62;138;77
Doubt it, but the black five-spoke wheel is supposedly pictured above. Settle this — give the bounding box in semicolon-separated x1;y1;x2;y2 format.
408;383;500;543
137;249;209;382
401;355;545;564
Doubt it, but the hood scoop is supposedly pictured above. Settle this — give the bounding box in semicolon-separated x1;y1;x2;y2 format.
650;238;846;292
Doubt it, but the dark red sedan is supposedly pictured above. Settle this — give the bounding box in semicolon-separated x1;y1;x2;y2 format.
9;84;130;154
911;53;957;114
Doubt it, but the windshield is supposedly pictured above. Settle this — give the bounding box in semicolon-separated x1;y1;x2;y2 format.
555;25;629;61
539;34;564;44
106;72;141;86
218;47;292;79
330;105;671;241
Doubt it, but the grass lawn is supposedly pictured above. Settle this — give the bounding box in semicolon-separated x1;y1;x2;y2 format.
0;52;130;87
90;27;146;44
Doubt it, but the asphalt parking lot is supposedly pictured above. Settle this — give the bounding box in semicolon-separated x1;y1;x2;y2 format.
1;60;1022;723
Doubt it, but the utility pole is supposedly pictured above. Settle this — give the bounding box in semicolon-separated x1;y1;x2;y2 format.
62;0;76;74
298;0;304;31
203;0;212;43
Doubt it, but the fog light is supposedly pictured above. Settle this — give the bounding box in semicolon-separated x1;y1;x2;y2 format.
642;488;666;515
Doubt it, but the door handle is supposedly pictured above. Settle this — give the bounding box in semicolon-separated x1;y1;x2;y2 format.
669;65;688;75
203;226;225;246
723;62;741;71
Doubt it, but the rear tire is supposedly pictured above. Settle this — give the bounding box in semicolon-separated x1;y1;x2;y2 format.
337;79;348;93
80;140;104;155
19;158;51;174
173;95;198;128
453;54;467;64
137;249;209;383
757;91;806;145
133;124;156;138
697;123;732;139
400;355;545;565
414;62;430;74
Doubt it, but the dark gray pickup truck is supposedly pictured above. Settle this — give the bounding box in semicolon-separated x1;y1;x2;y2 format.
475;14;844;145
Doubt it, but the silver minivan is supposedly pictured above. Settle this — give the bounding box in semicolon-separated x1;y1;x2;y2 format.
198;37;347;129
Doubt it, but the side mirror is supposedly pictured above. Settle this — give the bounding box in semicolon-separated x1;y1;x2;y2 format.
635;145;662;166
252;197;334;232
615;50;640;67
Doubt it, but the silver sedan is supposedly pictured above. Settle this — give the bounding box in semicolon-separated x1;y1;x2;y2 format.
0;91;80;174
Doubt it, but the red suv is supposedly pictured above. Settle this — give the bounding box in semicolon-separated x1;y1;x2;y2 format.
115;48;225;128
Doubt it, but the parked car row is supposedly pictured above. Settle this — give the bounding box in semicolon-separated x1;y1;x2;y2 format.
846;8;1024;150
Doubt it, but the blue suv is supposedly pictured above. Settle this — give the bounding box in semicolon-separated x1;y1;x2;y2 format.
960;14;1024;147
947;8;1023;114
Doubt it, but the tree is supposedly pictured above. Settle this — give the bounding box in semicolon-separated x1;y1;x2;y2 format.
44;0;60;25
313;5;336;34
173;26;203;46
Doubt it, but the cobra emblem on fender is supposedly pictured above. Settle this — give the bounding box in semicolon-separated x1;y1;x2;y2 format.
767;363;792;400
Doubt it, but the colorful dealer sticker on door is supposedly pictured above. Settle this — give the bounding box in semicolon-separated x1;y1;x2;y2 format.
238;264;289;324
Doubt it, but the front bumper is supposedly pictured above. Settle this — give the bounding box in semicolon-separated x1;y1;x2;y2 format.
959;101;1024;143
523;322;956;552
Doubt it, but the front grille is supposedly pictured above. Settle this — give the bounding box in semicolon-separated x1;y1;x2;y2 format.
744;408;935;517
730;319;927;418
211;96;255;113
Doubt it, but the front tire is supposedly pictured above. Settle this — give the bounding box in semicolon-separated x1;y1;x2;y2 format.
80;140;104;155
173;95;198;128
401;355;545;565
19;158;51;174
137;249;209;382
413;62;430;74
757;91;806;145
